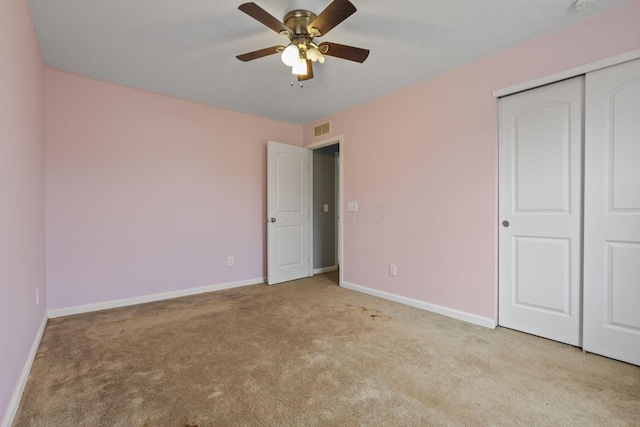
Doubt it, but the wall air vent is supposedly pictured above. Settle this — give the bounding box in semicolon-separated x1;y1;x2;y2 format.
314;121;331;138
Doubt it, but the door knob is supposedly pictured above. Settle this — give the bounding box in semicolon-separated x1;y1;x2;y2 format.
502;220;510;227
270;218;276;223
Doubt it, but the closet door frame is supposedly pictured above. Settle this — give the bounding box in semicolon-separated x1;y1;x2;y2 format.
493;49;640;99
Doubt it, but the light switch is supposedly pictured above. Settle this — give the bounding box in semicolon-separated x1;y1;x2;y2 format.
324;204;329;213
347;201;358;212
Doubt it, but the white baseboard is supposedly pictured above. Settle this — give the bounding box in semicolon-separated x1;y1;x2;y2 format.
341;281;497;329
2;314;48;427
313;266;338;274
48;277;265;319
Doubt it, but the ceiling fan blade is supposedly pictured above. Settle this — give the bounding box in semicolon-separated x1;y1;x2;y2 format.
307;0;357;37
238;3;292;36
318;42;369;63
236;46;284;62
297;60;314;81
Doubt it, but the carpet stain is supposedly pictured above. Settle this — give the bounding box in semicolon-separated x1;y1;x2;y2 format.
343;303;392;321
178;415;200;427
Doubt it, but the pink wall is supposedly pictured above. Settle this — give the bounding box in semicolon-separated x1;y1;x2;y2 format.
2;1;636;423
45;69;301;310
0;0;46;421
304;1;640;320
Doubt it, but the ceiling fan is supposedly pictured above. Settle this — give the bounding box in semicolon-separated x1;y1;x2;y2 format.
236;0;370;82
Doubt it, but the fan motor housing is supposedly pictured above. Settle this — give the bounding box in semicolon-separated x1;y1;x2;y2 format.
283;10;317;36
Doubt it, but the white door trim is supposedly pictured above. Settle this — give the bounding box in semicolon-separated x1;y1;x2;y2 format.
492;48;640;98
307;135;344;286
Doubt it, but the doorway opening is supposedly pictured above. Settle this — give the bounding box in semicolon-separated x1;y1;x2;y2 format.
308;137;342;286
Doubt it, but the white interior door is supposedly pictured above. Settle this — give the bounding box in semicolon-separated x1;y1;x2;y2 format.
267;141;311;285
583;59;640;366
499;77;584;346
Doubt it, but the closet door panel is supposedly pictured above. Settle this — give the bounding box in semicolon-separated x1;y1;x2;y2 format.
499;77;584;346
584;58;640;366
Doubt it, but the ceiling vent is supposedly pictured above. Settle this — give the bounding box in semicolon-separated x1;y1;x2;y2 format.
314;121;331;138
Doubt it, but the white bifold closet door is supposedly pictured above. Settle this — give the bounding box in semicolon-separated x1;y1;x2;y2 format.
499;77;584;347
583;59;640;366
499;58;640;366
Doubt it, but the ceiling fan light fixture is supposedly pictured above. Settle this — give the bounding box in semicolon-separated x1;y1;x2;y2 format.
281;44;300;66
292;58;308;75
236;1;369;82
307;46;324;63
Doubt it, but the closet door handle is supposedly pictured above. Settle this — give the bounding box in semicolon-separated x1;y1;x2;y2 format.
270;218;276;223
502;220;510;228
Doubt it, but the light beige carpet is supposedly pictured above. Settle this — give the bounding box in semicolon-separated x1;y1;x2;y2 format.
14;273;640;426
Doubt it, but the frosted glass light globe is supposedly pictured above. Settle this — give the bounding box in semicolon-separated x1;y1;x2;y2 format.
307;47;324;64
281;44;299;67
291;58;308;75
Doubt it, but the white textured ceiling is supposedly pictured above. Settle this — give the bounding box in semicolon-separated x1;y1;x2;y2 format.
28;0;630;125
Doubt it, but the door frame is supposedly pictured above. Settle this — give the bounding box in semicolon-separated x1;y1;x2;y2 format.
307;135;344;286
493;49;640;98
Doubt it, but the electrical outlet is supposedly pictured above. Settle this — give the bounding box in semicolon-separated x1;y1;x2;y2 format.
227;257;234;267
389;264;397;276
